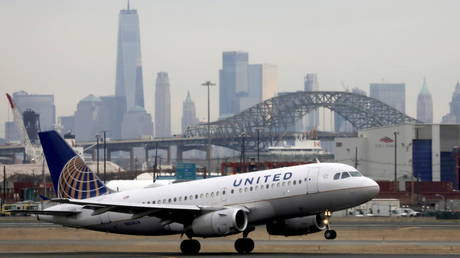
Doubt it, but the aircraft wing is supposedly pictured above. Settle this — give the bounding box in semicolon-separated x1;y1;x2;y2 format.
53;198;224;224
10;210;81;216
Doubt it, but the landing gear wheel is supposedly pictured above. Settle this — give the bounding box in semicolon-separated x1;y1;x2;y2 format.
180;239;201;255
234;238;255;254
324;229;337;240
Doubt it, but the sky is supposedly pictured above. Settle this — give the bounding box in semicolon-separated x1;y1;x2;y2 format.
1;0;460;137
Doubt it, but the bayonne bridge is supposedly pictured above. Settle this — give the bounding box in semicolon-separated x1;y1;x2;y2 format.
0;91;419;166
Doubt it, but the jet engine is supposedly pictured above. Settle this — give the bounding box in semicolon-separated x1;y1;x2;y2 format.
190;207;248;237
266;214;327;236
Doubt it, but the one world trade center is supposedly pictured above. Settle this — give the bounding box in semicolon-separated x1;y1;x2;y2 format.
115;2;144;110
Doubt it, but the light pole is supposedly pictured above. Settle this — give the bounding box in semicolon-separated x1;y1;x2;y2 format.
435;194;447;211
103;130;107;184
240;132;246;173
96;135;100;177
255;128;263;170
394;131;399;191
202;81;215;178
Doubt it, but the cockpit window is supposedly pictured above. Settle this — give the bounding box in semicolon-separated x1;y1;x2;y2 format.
333;173;340;180
349;171;362;177
341;172;351;179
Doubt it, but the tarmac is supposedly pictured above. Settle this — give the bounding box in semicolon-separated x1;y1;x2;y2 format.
0;217;458;257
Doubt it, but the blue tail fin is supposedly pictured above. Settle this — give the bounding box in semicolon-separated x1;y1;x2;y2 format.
39;130;108;199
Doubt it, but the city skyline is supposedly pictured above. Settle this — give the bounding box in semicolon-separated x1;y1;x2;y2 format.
1;1;460;137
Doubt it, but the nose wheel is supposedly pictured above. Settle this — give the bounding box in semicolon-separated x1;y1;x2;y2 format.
323;210;337;240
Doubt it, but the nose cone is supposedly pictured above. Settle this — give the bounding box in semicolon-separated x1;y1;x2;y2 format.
364;177;380;200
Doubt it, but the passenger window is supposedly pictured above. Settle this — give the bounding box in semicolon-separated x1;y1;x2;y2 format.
152;201;155;204
266;184;269;189
231;189;234;194
173;197;177;202
334;173;340;180
184;196;187;201
195;194;198;199
255;185;259;190
287;181;291;186
341;172;351;179
211;192;214;198
216;191;219;196
277;182;280;187
205;193;209;198
250;186;253;191
282;182;286;187
293;180;296;185
239;188;243;193
299;180;302;184
200;194;204;198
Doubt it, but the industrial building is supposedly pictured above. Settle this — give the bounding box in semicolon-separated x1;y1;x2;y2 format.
335;123;460;189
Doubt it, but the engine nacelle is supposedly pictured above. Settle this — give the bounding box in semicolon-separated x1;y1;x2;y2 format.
266;214;327;236
190;207;248;237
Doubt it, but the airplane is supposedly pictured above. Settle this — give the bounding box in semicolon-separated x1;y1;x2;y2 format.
33;130;379;254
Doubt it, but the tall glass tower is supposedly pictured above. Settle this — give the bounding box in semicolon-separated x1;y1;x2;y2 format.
219;51;248;118
115;2;144;110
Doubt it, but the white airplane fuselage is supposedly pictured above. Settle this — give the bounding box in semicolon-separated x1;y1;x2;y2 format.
39;162;379;236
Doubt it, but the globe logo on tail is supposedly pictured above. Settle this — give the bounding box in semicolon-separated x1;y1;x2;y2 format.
58;156;107;199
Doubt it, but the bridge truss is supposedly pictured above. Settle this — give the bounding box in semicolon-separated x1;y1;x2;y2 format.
185;91;419;150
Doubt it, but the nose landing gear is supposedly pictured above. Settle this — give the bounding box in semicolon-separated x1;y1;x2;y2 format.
323;210;337;240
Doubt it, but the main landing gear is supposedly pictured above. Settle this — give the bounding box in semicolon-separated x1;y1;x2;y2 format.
180;239;201;255
323;210;337;240
234;226;255;254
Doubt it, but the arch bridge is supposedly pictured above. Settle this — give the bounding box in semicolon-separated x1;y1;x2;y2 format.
185;91;419;148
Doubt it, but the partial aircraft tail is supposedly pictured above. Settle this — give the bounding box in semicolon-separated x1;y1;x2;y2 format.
39;130;108;199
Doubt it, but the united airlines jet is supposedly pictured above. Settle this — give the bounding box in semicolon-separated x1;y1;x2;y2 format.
33;131;379;254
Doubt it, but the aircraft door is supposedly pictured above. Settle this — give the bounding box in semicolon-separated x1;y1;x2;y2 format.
306;167;319;194
221;187;228;203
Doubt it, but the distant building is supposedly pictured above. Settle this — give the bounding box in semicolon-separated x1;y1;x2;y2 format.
154;72;171;137
4;121;20;143
303;74;320;130
74;95;101;142
121;107;154;139
99;96;127;139
219;51;249;118
240;64;278;111
12;91;56;131
334;88;367;132
181;91;200;134
114;3;144;110
417;79;433;123
369;82;406;113
442;81;460;124
59;116;75;135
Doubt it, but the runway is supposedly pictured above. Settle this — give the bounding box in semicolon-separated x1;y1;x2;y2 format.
0;217;459;257
0;253;456;258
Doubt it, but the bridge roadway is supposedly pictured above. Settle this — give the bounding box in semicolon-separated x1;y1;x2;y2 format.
0;131;350;166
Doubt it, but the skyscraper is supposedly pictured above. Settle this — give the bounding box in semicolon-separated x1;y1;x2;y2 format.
219;51;249;118
115;2;144;110
442;82;460;123
155;72;171;137
181;91;200;134
240;64;278;110
417;79;433;123
121;106;153;139
369;83;406;113
334;88;366;132
304;74;319;130
74;95;101;142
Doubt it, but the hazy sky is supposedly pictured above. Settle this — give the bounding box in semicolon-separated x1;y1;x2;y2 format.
1;0;460;137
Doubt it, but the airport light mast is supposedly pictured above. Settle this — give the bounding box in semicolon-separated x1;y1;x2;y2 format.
201;81;215;178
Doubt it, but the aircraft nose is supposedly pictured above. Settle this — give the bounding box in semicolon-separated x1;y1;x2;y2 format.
365;177;380;198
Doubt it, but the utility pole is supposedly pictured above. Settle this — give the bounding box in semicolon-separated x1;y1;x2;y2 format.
153;143;158;183
201;81;215;178
354;146;358;169
103;130;107;184
96;135;100;177
240;133;246;173
41;158;46;210
256;129;260;170
2;166;5;211
394;131;398;191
